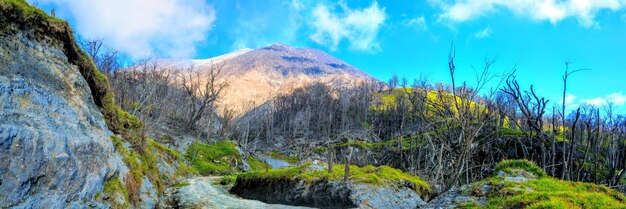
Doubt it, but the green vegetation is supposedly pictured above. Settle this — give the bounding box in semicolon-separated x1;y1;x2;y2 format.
247;156;268;171
186;141;239;175
237;163;430;195
482;177;626;208
97;177;130;209
372;88;483;115
169;181;190;188
462;160;626;208
186;140;267;175
111;136;196;205
493;159;548;178
0;0;63;27
497;127;526;137
219;175;237;185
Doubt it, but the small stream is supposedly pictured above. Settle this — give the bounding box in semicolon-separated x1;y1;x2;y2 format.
256;155;291;169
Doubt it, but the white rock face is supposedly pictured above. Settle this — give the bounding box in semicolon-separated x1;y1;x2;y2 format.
0;30;123;208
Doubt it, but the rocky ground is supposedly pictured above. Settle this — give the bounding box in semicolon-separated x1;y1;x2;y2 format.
159;177;311;209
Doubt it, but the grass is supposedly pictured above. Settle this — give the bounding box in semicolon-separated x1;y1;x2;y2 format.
237;163;430;195
169;181;190;188
218;175;236;185
497;127;526;137
466;159;626;208
248;156;268;171
97;177;130;209
483;177;626;208
493;159;548;178
185;140;268;175
372;88;484;117
186;141;239;175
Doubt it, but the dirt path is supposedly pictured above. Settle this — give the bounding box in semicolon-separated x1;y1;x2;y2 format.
163;176;312;209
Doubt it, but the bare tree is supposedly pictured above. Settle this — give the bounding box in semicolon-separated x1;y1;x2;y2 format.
179;64;228;129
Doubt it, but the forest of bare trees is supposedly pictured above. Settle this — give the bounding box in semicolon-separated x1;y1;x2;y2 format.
86;39;626;192
234;46;626;191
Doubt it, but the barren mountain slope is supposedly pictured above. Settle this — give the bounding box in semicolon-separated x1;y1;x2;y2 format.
163;43;377;114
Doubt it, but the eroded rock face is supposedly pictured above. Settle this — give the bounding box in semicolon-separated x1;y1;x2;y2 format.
230;177;426;209
0;30;122;208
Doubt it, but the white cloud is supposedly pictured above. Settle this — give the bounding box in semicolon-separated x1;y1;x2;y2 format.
565;94;577;104
310;1;386;51
580;93;626;106
435;0;625;27
473;27;492;38
42;0;216;58
408;16;428;30
607;93;626;105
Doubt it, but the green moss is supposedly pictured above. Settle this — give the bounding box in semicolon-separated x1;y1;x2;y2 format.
149;138;183;159
99;177;130;209
497;127;526;137
238;163;430;195
0;0;63;25
185;141;240;175
456;202;481;209
218;175;236;185
248;156;268;171
483;177;626;208
494;159;548;178
169;181;190;188
470;159;626;208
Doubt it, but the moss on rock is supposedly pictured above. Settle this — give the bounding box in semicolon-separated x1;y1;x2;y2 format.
237;162;430;195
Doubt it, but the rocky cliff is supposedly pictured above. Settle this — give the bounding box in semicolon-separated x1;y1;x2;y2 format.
0;1;192;208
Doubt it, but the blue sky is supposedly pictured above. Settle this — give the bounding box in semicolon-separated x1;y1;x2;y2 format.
36;0;626;113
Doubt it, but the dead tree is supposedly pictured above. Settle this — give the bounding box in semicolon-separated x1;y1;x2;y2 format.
560;61;589;179
179;63;228;129
501;74;549;167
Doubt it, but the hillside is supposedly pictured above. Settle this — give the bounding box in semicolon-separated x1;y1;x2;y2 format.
161;43;377;114
0;1;195;208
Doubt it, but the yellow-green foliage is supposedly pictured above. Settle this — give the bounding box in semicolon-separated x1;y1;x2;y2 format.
185;141;266;175
494;159;548;178
483;177;626;208
0;0;63;27
219;175;237;185
247;156;268;171
476;160;626;208
111;136;197;205
186;141;239;175
98;177;130;209
168;181;190;188
147;138;198;177
372;88;484;116
238;163;430;195
497;127;526;137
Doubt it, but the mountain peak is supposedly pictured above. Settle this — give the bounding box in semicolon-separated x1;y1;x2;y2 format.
261;43;293;52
